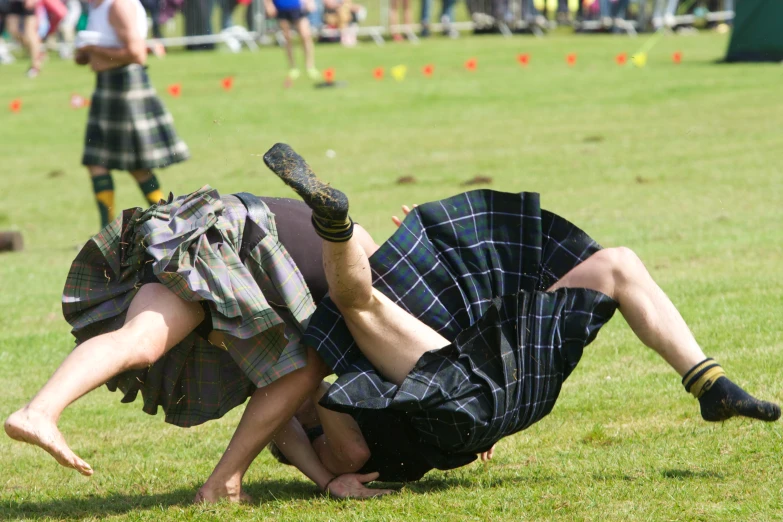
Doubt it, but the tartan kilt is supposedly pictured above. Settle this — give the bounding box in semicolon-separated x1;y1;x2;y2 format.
62;186;316;427
308;189;618;466
82;64;189;171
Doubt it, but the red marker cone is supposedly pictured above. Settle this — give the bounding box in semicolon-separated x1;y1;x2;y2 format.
167;84;182;97
615;53;627;66
517;53;530;66
566;53;577;66
422;64;434;77
672;51;683;64
324;68;335;83
465;58;477;71
222;76;234;91
373;67;384;80
9;99;21;113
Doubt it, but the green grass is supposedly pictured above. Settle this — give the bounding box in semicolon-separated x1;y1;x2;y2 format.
2;32;783;521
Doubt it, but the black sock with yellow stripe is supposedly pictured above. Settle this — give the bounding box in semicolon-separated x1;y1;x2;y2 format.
137;172;164;205
92;173;114;228
311;213;354;243
683;358;781;422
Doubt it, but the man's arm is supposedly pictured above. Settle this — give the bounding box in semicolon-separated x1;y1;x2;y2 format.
84;0;146;65
273;416;393;498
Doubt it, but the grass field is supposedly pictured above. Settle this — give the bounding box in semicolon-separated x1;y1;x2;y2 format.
1;31;783;521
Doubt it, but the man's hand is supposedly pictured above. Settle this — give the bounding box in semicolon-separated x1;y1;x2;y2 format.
326;472;395;499
478;445;496;462
24;0;37;10
75;49;90;66
391;204;417;227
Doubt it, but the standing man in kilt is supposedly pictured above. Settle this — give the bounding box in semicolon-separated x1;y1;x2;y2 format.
263;143;781;476
75;0;189;229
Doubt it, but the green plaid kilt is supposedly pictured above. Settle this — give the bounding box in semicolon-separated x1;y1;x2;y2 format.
310;190;618;470
82;64;189;171
62;186;316;427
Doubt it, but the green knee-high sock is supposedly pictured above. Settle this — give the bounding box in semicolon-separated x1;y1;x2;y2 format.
92;173;115;228
136;172;164;205
683;358;781;422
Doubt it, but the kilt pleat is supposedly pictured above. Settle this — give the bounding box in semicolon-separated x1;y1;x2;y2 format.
82;64;189;171
308;189;618;467
62;186;315;427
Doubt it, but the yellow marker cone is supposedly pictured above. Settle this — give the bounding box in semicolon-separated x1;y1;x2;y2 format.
390;64;408;82
631;53;647;68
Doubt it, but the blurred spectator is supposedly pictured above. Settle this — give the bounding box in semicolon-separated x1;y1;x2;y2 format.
264;0;318;80
140;0;162;37
420;0;457;37
389;0;410;40
321;0;364;45
6;0;43;76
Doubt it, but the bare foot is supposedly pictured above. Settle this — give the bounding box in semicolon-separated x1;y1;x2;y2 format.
194;479;253;504
4;408;93;476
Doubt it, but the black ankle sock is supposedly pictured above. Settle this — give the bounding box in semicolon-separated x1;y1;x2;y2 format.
263;143;352;240
311;214;354;242
683;358;781;422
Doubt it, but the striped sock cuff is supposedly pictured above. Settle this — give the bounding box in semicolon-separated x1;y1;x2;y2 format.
682;358;727;399
311;214;354;243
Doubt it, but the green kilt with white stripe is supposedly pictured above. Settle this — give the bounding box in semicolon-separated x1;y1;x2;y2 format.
62;186;315;427
82;64;189;171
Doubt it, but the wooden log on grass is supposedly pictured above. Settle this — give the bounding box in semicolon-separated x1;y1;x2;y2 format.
0;231;24;253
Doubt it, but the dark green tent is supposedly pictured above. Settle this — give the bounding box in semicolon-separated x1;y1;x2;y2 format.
725;0;783;62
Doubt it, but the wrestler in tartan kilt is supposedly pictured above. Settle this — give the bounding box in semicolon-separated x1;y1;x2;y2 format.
62;186;314;427
304;189;618;471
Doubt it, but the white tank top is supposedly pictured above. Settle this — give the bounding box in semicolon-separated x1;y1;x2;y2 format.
86;0;148;48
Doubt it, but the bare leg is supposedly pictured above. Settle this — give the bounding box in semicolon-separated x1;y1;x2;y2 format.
322;238;449;385
23;14;42;71
402;0;412;26
294;17;315;71
389;0;400;36
549;247;780;422
4;284;204;475
263;143;448;386
195;347;329;503
279;20;296;70
548;247;704;376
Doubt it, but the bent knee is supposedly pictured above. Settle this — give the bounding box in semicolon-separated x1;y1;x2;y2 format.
116;324;166;369
334;441;371;473
596;246;644;281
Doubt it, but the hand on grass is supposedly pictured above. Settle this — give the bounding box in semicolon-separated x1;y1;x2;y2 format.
391;204;417;227
326;472;395;499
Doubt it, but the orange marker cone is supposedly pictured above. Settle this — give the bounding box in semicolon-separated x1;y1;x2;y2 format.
422;64;434;77
373;67;384;80
465;58;477;71
615;53;627;65
324;68;335;83
566;53;577;66
672;51;682;64
9;99;21;113
517;53;530;66
222;76;234;91
167;84;182;97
